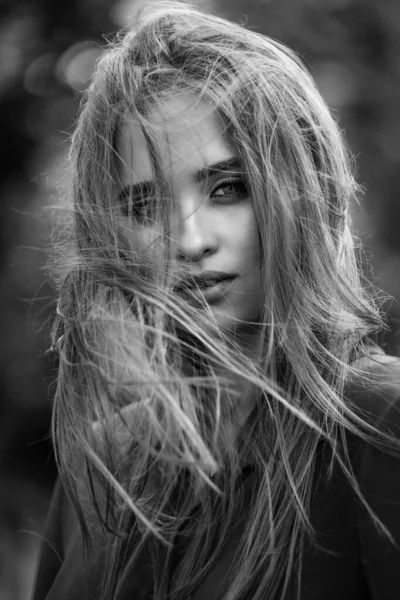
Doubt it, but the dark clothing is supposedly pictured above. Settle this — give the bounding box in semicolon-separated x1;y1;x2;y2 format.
32;348;400;599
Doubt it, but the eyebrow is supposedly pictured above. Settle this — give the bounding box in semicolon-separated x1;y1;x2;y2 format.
117;157;243;202
193;157;244;182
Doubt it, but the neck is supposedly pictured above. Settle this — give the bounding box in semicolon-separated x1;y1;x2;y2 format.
221;322;261;429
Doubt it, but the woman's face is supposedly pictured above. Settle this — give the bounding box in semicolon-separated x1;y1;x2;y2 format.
118;96;263;333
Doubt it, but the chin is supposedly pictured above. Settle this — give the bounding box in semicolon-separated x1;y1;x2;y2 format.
208;304;244;332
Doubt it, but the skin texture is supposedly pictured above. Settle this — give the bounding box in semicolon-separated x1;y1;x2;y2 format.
118;95;263;425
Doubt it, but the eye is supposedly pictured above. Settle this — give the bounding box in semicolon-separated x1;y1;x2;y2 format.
120;192;157;222
210;177;248;202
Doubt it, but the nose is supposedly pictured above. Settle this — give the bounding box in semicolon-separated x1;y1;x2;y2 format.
175;200;217;262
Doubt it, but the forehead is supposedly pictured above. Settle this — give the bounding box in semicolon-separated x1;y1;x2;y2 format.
118;95;236;184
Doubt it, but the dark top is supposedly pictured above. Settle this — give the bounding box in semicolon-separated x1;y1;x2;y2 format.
31;347;400;600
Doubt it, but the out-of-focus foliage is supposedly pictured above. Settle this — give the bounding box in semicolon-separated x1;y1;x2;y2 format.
0;1;399;598
0;2;122;598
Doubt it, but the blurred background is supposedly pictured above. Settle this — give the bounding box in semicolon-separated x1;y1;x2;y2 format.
0;0;400;597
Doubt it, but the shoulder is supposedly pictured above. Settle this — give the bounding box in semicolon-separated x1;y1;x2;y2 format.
344;345;400;493
42;480;80;557
343;347;400;598
345;344;400;428
31;479;77;600
308;346;400;598
31;479;104;600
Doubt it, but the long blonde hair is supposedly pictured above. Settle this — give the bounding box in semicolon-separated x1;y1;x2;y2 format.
50;1;400;599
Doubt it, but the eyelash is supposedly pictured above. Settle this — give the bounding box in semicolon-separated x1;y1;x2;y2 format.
121;177;248;220
120;193;155;220
209;177;248;202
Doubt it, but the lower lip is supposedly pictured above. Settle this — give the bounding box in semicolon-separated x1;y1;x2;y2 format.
191;277;236;304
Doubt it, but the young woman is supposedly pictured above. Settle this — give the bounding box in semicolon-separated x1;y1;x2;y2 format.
32;1;400;599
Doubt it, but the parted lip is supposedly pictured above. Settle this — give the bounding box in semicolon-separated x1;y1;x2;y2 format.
174;271;237;292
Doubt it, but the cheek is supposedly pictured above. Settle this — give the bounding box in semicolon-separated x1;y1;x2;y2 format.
130;224;168;277
225;208;260;263
139;227;158;248
134;222;163;250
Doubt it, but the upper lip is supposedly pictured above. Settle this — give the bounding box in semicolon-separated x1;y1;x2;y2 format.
175;271;236;291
